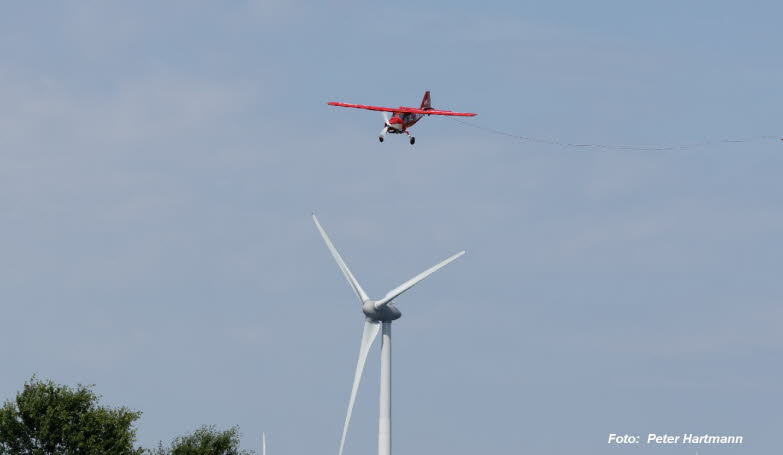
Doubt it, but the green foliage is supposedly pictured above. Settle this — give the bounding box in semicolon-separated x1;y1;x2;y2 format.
151;425;254;455
0;376;144;455
0;378;254;455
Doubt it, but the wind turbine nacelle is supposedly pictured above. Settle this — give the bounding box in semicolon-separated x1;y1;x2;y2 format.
362;300;401;322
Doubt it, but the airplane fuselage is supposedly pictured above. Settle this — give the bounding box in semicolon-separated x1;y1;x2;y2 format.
385;108;426;133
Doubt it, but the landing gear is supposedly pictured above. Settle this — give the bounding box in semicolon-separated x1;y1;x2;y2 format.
379;136;384;142
404;129;415;145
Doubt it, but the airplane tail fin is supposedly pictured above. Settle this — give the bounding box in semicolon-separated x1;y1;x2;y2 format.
420;91;431;110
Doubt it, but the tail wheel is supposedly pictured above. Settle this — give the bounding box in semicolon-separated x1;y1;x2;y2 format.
409;137;415;145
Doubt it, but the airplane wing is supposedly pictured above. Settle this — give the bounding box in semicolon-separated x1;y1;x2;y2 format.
328;102;476;117
328;102;400;113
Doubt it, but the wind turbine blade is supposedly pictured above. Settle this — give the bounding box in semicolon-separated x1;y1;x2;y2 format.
375;250;465;308
339;319;380;455
312;214;370;303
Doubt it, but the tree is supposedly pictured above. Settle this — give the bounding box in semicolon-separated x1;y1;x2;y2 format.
150;425;254;455
0;376;144;455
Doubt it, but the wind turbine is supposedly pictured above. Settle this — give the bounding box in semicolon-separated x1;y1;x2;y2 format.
312;214;465;455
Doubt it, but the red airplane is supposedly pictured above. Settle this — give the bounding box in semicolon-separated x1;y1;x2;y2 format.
328;91;477;144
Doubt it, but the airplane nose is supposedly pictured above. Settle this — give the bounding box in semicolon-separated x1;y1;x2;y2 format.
388;116;403;130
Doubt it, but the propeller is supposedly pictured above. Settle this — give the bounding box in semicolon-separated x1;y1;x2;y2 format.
379;112;391;140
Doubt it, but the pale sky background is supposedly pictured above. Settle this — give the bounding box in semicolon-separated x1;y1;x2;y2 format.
1;2;782;454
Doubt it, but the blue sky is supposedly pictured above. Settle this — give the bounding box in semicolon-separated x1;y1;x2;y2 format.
1;2;781;454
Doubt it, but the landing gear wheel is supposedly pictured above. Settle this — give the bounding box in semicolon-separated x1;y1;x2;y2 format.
409;137;415;145
379;136;384;143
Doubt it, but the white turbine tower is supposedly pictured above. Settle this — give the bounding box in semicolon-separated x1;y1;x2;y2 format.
312;214;465;455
